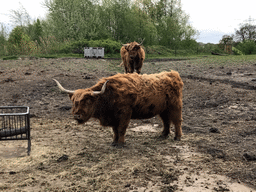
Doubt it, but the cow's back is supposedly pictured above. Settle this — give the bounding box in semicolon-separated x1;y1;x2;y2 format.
96;71;183;119
132;71;183;118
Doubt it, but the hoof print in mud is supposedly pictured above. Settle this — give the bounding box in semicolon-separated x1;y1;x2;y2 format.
209;128;220;133
57;155;69;162
243;153;256;161
58;106;72;111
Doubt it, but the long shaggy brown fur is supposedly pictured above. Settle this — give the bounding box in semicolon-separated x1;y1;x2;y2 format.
59;71;183;146
120;41;145;74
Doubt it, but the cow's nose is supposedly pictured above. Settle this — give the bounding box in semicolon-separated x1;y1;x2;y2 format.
74;114;81;120
130;55;134;59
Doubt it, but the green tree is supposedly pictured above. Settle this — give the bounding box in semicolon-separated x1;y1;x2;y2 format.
25;19;43;44
235;23;256;42
8;27;24;46
219;35;233;45
44;0;98;40
236;40;256;55
9;3;31;27
144;0;197;48
130;3;157;45
0;23;8;55
218;35;233;54
99;0;140;42
41;0;196;49
8;26;36;55
0;23;7;41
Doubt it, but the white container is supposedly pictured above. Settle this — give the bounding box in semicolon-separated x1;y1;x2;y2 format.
84;47;104;58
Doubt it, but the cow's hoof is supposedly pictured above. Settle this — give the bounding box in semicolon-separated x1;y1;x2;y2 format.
111;142;118;146
116;143;125;148
160;133;169;139
111;142;125;148
174;136;181;141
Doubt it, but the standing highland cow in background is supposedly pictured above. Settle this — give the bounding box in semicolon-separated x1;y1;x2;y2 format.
53;70;183;147
120;41;145;74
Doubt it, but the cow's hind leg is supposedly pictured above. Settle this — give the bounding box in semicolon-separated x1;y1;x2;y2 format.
169;107;183;141
159;111;171;138
160;107;182;140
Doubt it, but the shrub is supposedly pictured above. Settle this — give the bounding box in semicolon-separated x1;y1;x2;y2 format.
88;39;121;54
7;27;38;56
60;39;121;54
235;40;256;55
60;39;89;54
37;36;70;55
232;47;244;55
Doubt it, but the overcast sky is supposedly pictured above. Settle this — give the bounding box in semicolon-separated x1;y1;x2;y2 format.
0;0;256;44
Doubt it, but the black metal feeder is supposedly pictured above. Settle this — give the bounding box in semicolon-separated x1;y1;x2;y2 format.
0;106;31;155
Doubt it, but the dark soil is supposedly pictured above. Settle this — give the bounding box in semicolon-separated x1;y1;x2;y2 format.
0;57;255;191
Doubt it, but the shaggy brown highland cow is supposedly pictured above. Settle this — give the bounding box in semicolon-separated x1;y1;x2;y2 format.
120;41;145;74
53;71;183;146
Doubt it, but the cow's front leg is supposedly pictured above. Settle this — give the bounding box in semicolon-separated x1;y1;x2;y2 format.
111;126;119;146
124;65;129;74
135;60;143;74
111;109;131;147
111;123;129;147
136;68;141;74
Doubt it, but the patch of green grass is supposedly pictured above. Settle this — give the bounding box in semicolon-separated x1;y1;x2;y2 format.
104;53;120;58
2;56;19;60
195;55;256;67
37;53;84;59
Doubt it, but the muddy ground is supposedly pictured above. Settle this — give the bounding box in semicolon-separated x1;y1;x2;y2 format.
0;57;256;192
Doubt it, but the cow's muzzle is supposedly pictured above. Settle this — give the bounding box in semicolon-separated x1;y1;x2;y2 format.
74;114;85;124
74;114;82;120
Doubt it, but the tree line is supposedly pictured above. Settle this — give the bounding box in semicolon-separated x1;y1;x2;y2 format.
43;0;197;46
0;0;199;56
219;23;256;55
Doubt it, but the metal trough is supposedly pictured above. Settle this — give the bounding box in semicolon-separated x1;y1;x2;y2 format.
84;47;104;58
0;106;31;155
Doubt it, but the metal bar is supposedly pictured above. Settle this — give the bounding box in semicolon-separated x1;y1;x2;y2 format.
0;106;29;116
27;114;31;155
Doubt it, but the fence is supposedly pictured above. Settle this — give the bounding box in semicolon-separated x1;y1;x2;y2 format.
0;106;31;155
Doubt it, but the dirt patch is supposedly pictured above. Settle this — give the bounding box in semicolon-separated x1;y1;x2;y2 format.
0;58;255;191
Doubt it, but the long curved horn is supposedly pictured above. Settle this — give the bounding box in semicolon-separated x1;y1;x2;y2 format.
53;79;75;94
122;44;129;47
93;80;109;95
